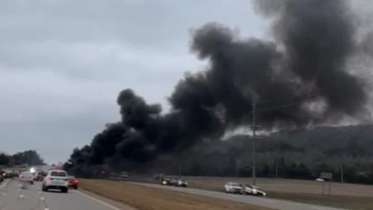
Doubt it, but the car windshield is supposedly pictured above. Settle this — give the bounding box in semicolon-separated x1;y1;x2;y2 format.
50;171;67;177
230;183;240;186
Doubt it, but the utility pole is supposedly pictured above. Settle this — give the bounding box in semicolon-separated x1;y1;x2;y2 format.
235;158;239;177
252;100;257;186
275;158;279;178
341;164;344;183
179;164;182;176
31;151;34;167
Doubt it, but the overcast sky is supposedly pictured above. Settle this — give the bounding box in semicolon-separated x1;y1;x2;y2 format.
0;0;268;164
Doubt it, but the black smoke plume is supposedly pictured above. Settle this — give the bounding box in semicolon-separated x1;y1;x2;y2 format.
68;0;372;169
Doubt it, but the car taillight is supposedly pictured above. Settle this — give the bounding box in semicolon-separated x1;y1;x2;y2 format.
46;176;52;181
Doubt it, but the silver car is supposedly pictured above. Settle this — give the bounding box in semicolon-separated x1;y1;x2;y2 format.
19;171;34;185
224;182;243;194
42;170;69;193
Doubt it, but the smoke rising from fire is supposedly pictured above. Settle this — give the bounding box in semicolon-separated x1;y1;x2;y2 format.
69;0;372;167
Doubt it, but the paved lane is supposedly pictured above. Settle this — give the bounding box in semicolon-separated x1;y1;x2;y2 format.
0;179;128;210
0;179;42;210
132;182;347;210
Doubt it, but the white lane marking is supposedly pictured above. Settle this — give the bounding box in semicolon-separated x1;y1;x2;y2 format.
75;190;121;210
0;183;6;189
310;207;332;210
0;180;11;189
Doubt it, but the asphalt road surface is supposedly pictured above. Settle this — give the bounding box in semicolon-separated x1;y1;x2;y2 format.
132;182;347;210
0;179;128;210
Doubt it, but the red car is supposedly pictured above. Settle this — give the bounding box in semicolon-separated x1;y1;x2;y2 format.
68;176;79;189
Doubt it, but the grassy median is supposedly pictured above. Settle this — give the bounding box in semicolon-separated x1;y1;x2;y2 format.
80;179;274;210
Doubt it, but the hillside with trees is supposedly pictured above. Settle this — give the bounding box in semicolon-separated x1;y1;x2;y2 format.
135;125;373;184
67;124;373;185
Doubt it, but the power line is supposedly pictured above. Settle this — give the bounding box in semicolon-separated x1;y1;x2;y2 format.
258;101;306;112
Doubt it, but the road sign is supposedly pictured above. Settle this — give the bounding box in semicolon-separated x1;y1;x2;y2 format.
320;172;333;180
320;172;333;196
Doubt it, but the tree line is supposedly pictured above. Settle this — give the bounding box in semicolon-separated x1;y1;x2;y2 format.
140;125;373;185
0;150;45;166
66;124;373;185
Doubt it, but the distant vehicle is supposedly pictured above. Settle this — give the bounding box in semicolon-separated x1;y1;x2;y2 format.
19;171;34;184
120;172;129;179
224;182;243;194
316;178;325;182
176;178;188;187
42;170;69;193
3;170;13;178
0;169;6;181
244;184;266;196
161;176;188;187
8;171;19;179
154;173;163;181
161;176;178;186
68;176;79;189
32;172;37;181
33;171;44;181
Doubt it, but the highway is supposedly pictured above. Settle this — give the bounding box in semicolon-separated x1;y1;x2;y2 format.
0;178;348;210
132;182;347;210
0;179;129;210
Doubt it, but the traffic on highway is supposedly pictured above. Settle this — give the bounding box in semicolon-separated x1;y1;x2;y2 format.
2;0;373;209
0;168;123;210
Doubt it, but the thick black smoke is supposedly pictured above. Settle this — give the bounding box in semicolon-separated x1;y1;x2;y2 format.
253;0;367;117
69;0;371;168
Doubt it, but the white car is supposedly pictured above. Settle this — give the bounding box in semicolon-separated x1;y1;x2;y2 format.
244;184;266;196
19;171;34;185
224;182;243;194
42;170;69;193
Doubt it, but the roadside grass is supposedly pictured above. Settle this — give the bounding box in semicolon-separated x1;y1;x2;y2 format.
268;192;373;210
183;176;373;210
80;179;274;210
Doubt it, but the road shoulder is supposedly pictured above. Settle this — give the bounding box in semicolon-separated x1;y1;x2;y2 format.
77;188;137;210
132;182;346;210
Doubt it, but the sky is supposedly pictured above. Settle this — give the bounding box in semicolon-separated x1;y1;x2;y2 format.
0;0;268;164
